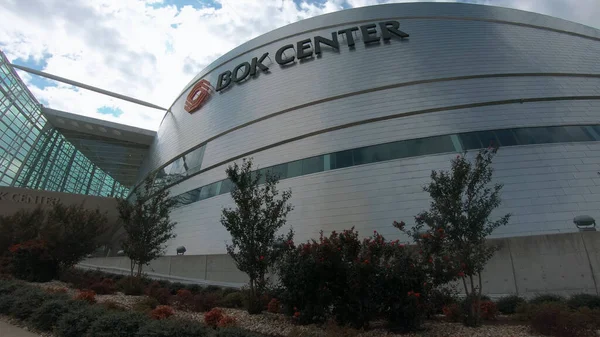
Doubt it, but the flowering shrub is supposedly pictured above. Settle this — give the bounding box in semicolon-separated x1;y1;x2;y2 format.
443;304;462;322
145;282;172;305
9;240;57;282
45;286;68;294
204;308;224;328
150;305;174;320
75;290;97;303
479;300;498;320
193;293;221;312
175;289;194;310
267;298;280;313
90;278;116;295
217;315;236;327
277;228;428;330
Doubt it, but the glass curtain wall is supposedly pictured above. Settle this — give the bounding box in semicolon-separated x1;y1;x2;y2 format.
0;50;128;197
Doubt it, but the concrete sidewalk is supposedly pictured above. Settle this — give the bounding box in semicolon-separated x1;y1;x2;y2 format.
0;320;39;337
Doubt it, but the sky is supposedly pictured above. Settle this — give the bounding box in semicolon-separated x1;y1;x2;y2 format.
1;0;599;131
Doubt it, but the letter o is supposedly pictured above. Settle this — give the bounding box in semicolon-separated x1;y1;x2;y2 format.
232;62;251;83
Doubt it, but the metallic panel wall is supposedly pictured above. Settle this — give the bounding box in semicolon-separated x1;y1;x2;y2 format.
140;3;600;255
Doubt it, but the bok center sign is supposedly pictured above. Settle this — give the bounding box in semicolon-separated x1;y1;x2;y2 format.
216;21;408;92
184;20;408;113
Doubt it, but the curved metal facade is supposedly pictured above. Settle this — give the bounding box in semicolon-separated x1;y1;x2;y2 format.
141;3;600;255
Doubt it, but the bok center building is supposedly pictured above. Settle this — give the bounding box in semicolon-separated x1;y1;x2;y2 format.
135;2;600;256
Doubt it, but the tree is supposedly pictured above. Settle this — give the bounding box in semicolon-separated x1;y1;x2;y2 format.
117;176;177;277
1;204;108;281
399;147;510;327
221;158;293;314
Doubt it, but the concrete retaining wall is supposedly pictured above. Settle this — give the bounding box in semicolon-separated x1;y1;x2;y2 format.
81;231;600;297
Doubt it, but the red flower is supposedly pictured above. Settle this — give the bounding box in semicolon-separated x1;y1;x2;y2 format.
423;282;427;287
428;257;433;264
293;311;301;318
407;291;414;296
259;256;264;261
414;293;421;298
437;228;444;234
458;271;465;277
363;259;369;264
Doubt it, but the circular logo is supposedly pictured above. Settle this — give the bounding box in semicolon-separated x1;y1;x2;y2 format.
184;79;212;113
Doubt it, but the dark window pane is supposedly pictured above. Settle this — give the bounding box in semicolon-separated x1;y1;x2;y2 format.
459;133;483;150
204;183;218;198
563;126;595;142
198;186;210;200
302;156;324;175
512;128;535;145
270;163;288;180
474;131;499;148
287;160;302;178
493;129;518;146
331;150;353;169
526;127;554;144
257;168;268;185
419;135;455;155
219;179;232;194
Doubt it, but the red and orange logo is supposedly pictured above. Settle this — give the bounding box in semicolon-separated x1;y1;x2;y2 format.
184;79;213;113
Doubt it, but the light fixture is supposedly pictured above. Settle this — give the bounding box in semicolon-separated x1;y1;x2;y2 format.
176;246;186;255
573;215;596;232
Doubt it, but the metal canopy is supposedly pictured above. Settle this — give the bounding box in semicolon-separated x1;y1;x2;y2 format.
41;107;156;188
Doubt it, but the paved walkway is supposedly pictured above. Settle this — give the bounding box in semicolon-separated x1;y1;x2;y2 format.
0;320;39;337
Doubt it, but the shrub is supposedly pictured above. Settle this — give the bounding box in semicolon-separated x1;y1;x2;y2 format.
10;288;49;319
133;296;160;313
205;308;224;328
496;295;526;315
137;318;208;337
175;289;194;310
217;315;236;327
145;281;172;304
203;285;223;295
101;300;125;311
515;302;534;321
29;299;79;332
46;286;69;294
220;291;245;308
442;303;462;322
54;306;104;337
222;287;239;296
89;278;116;295
186;284;202;294
75;289;96;303
425;287;458;316
0;280;21;295
169;282;187;294
86;311;148;337
529;293;565;305
568;293;600;310
267;298;280;313
479;301;498;320
117;276;146;296
194;292;221;312
529;302;598;337
150;305;175;320
0;294;17;314
9;239;57;282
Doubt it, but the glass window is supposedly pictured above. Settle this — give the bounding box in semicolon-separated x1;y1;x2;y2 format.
331;149;353;169
493;129;519;146
301;156;324;175
526;127;555;144
184;145;205;174
270;163;288;180
198;186;210;200
563;126;595;142
512;128;535;145
459;133;483;150
287;160;303;178
219;179;233;194
419;135;455;155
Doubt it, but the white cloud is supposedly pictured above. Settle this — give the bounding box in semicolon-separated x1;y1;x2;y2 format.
0;0;598;130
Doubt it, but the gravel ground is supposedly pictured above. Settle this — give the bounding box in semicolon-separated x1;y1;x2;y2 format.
29;281;545;337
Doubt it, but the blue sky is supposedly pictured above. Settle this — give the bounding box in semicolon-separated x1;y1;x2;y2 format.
1;0;598;130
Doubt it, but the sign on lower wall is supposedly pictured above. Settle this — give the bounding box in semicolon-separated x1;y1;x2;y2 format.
0;192;60;205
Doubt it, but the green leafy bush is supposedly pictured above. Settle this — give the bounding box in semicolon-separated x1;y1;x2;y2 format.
220;292;245;308
117;276;146;296
10;287;49;319
137;318;209;337
54;306;104;337
86;311;147;337
0;293;17;314
29;299;82;332
529;294;565;305
133;297;160;313
186;284;203;294
496;295;526;315
0;280;21;295
425;287;458;316
567;293;600;310
168;282;187;294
